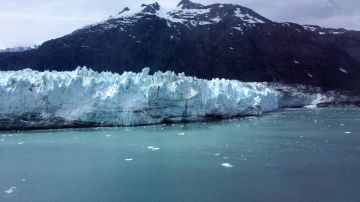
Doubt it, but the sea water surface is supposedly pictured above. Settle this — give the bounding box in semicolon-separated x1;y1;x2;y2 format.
1;108;360;202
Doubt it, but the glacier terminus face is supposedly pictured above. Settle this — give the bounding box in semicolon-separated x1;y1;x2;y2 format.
0;67;330;129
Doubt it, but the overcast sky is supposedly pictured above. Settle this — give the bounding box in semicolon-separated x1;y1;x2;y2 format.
0;0;359;49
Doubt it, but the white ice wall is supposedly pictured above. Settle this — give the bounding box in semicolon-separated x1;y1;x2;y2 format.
0;67;329;127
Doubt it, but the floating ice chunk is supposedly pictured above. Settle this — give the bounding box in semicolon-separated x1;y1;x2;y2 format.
106;135;112;137
147;146;160;151
345;131;352;134
17;142;25;145
177;132;185;136
4;186;16;194
221;163;234;168
125;158;133;161
214;153;221;156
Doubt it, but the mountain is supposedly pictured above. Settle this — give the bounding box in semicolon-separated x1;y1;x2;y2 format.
0;0;360;92
0;46;35;53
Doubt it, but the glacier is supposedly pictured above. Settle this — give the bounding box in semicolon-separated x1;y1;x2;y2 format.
0;67;331;129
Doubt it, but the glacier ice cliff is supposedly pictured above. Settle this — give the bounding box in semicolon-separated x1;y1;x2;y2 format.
0;67;331;129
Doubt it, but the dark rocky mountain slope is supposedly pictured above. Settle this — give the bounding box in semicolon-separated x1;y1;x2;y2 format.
1;0;360;92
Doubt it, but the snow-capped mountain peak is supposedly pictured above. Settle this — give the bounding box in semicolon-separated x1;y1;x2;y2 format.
177;0;204;9
118;7;130;15
141;2;161;14
87;0;270;32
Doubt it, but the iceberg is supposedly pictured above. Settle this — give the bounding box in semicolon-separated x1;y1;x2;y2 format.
0;67;330;129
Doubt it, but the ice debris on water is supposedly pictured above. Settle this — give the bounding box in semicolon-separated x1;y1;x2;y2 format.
4;186;16;194
221;163;234;168
147;146;160;151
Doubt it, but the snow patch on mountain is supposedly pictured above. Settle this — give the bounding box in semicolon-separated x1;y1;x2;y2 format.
234;8;265;23
302;25;347;35
339;68;348;74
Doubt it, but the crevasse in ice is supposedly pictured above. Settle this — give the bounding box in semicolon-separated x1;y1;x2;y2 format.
0;67;329;128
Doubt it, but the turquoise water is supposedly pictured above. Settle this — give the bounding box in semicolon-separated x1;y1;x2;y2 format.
1;108;360;202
